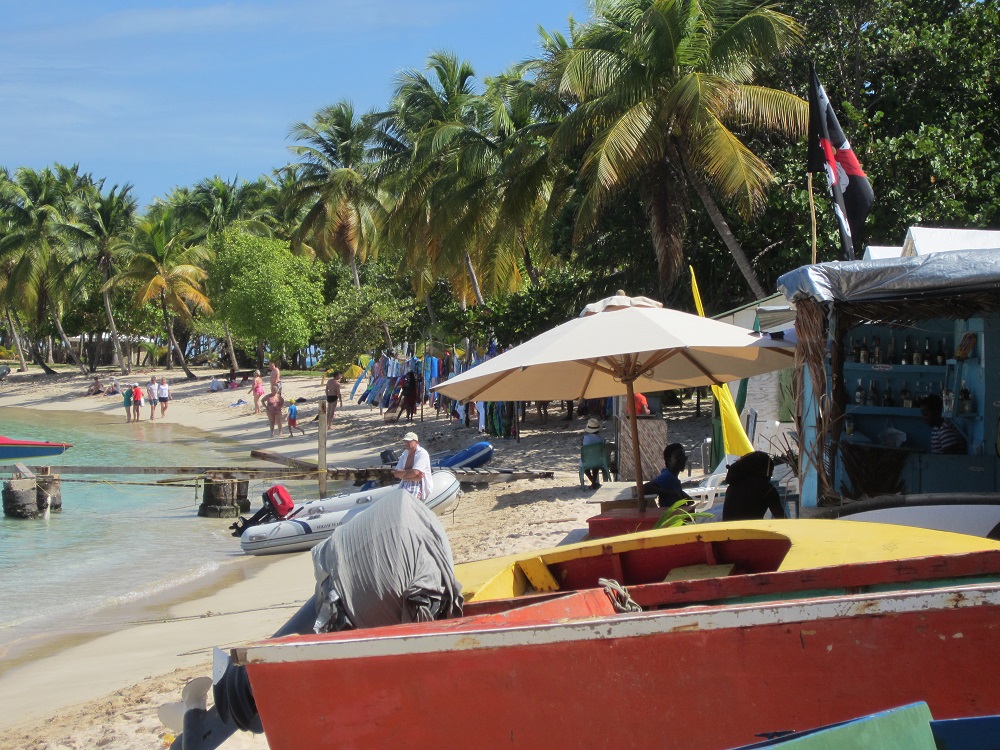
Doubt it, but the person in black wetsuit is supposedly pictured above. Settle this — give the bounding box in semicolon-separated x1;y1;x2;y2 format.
721;451;786;521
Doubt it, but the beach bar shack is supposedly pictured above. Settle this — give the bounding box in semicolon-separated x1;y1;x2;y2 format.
777;248;1000;508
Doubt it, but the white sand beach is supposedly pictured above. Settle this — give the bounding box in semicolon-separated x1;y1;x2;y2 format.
0;365;714;749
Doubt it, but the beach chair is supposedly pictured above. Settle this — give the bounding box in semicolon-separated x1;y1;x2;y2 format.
579;442;611;489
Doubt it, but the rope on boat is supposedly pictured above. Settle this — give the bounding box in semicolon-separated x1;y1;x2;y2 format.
598;578;642;613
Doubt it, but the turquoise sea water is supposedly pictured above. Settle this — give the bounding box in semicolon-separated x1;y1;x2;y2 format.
0;405;315;660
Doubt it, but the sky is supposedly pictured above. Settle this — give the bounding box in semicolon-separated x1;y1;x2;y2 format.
0;0;587;209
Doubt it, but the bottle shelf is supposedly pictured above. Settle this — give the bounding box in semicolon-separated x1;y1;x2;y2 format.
843;362;947;375
846;405;921;417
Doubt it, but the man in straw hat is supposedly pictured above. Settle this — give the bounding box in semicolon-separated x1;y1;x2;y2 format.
393;431;433;502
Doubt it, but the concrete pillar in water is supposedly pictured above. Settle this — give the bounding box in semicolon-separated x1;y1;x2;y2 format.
236;480;250;513
198;478;240;518
36;473;62;513
3;478;39;519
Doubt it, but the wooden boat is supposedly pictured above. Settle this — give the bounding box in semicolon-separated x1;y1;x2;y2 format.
235;522;1000;749
0;435;72;459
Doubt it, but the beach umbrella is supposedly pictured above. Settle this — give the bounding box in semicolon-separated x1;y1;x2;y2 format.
433;293;795;510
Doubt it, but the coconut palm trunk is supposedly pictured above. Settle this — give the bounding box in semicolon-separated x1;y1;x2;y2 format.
160;293;198;379
5;307;28;372
681;152;767;299
48;301;88;375
101;283;130;375
463;250;486;306
223;322;239;369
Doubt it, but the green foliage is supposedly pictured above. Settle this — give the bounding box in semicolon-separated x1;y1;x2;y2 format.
208;230;325;355
319;284;416;370
653;499;714;529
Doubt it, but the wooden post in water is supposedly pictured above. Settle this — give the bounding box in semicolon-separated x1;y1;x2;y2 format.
35;467;62;513
318;400;328;498
3;478;38;518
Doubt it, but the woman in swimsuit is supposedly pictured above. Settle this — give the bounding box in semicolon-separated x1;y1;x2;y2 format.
249;370;265;414
264;385;284;437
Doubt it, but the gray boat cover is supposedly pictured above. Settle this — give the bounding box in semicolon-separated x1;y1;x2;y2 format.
311;487;463;632
777;248;1000;305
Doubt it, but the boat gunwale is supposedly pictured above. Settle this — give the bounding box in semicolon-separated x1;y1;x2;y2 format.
238;579;1000;666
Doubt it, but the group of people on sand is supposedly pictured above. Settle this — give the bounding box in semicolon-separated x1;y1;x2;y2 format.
120;376;171;423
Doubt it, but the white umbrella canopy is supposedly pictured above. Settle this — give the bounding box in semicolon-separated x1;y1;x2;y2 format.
434;305;795;403
433;297;795;510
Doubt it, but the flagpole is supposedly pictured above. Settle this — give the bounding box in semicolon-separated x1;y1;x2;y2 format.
808;173;817;265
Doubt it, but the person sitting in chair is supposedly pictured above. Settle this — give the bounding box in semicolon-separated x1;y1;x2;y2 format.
643;443;692;509
721;451;786;521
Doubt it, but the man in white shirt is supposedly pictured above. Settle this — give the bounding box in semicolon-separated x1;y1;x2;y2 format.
394;431;433;502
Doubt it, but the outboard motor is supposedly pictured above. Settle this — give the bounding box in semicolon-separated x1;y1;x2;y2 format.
229;485;295;537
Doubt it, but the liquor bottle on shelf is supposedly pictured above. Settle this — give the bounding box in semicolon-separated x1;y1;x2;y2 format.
887;336;896;364
866;379;879;407
923;337;932;366
943;385;955;415
900;382;913;408
873;336;881;365
859;337;870;364
845;415;855;435
959;380;973;414
935;339;946;366
900;337;910;366
881;384;894;407
854;378;865;405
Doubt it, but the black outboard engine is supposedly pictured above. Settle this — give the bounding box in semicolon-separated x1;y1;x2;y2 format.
229;485;295;537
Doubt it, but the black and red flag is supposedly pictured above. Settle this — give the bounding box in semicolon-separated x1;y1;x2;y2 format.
807;62;874;261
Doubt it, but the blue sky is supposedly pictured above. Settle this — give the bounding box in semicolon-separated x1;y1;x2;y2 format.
0;1;586;209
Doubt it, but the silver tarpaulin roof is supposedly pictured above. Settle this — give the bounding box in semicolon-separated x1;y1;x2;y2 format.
777;249;1000;305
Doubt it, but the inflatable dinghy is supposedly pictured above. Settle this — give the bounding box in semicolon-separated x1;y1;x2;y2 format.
432;440;494;469
238;470;461;556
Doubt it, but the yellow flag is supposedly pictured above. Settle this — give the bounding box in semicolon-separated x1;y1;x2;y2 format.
689;267;754;457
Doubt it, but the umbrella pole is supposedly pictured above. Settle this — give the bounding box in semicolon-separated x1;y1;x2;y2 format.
625;380;647;513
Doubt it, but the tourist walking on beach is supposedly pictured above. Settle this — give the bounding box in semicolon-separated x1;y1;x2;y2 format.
131;383;142;421
122;383;133;422
325;371;343;427
158;377;170;418
286;401;305;436
146;377;158;420
265;384;285;437
269;361;281;394
249;370;265;414
393;431;433;501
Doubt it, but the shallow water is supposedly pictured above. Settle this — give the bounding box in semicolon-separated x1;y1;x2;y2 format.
0;405;318;659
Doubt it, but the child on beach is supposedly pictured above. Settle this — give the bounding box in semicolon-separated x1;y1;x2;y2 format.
146;377;158;421
286;401;305;436
131;383;142;422
158;377;170;418
249;370;265;414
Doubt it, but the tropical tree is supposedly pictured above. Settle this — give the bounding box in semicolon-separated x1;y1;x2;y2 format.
377;52;492;306
64;182;138;374
542;0;808;295
284;101;388;289
0;165;89;374
111;208;211;379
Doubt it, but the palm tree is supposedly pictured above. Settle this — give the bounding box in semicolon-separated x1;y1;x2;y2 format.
0;166;89;374
111;208;212;380
377;52;493;306
64;182;138;375
171;176;272;240
284;101;388;289
543;0;807;295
